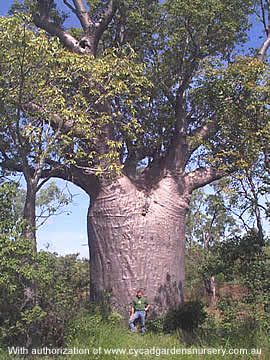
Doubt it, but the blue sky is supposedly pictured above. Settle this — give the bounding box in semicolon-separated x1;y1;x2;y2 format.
36;180;90;259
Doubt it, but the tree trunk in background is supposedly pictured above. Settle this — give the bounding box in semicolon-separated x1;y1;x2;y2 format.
210;276;217;307
23;184;37;250
87;174;189;316
204;275;217;308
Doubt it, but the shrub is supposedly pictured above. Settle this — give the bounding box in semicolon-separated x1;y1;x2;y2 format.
148;300;207;334
0;182;91;349
147;317;165;333
163;300;207;333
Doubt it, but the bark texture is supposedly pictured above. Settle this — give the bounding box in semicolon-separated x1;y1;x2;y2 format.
88;174;189;315
23;185;37;249
27;0;235;316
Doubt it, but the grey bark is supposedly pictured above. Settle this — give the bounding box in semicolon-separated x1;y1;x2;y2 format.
203;275;216;307
34;0;118;56
29;0;230;315
23;184;37;249
258;34;270;60
87;174;189;314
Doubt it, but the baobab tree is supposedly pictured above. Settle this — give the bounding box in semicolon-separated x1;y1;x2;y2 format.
2;0;270;314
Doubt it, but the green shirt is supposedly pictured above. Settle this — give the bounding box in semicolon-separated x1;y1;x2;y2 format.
131;296;149;311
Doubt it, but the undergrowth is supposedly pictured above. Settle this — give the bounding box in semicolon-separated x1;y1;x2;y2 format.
0;308;269;360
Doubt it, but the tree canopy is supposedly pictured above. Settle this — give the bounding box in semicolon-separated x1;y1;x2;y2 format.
0;1;269;193
0;13;149;181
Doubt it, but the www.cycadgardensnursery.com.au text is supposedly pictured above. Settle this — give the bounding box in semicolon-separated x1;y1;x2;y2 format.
8;346;262;357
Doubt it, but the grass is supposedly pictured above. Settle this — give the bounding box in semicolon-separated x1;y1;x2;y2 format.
1;312;269;360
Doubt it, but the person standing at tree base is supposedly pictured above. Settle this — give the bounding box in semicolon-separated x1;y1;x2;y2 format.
129;290;151;334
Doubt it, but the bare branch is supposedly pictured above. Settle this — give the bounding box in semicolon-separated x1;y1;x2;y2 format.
260;0;268;34
36;177;51;192
33;0;85;54
186;166;226;193
71;0;93;31
33;0;118;55
95;0;118;39
186;118;216;159
258;33;270;59
258;0;270;59
22;102;85;138
63;0;77;14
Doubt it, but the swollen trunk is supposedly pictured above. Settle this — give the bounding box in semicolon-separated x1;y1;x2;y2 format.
88;175;188;315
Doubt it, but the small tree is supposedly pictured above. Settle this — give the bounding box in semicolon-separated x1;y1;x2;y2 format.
0;180;90;348
13;181;73;228
0;180;37;347
216;162;269;244
210;230;270;331
186;186;240;306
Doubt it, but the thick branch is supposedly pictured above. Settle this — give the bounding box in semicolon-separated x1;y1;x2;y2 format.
44;164;99;198
186;166;226;193
71;0;93;31
175;63;196;122
186;118;216;160
33;0;118;55
162;65;202;172
258;0;270;60
95;0;118;39
163;114;211;173
258;33;270;60
33;0;85;54
22;102;85;138
164;132;187;172
0;159;24;174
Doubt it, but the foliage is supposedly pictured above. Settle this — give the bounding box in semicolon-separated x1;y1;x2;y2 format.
0;10;151;244
0;181;90;348
185;187;240;299
0;181;25;234
0;181;34;346
66;306;124;345
147;300;207;334
12;181;73;227
202;230;270;331
189;56;270;171
0;247;90;348
67;311;103;344
36;181;72;226
163;300;207;334
215;162;269;238
185;170;270;302
186;187;240;248
0;13;151;178
3;0;267;178
0;14;67;171
101;0;261;170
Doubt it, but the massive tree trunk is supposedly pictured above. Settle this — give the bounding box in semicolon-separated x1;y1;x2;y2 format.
87;173;190;315
30;0;229;316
